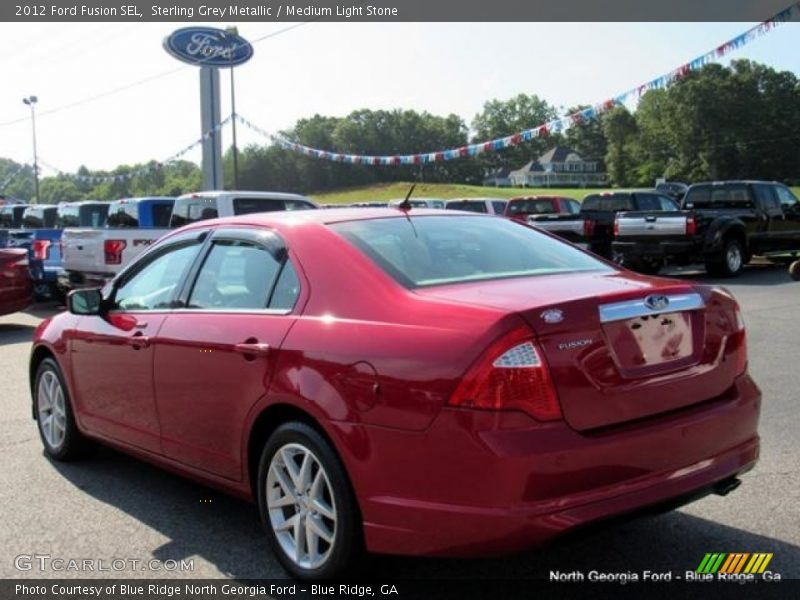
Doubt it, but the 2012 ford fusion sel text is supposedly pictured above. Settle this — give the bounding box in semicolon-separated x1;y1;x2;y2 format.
28;208;760;579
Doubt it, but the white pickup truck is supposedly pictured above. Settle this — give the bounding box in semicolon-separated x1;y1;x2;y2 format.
61;191;317;289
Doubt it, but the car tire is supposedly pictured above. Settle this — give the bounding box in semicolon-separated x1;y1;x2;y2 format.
706;237;745;277
257;421;360;579
33;358;94;461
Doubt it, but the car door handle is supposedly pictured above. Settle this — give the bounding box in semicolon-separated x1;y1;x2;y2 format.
127;331;150;349
234;342;271;356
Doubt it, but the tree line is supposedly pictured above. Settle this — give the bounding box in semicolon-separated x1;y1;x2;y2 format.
1;59;798;204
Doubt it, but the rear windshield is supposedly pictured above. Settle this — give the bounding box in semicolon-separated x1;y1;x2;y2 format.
233;197;314;215
0;206;28;228
683;184;754;209
80;204;110;227
581;194;634;212
446;201;487;214
107;203;140;228
151;203;173;227
507;199;557;216
331;216;611;288
22;207;57;228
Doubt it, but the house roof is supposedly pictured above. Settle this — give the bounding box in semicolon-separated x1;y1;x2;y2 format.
509;146;591;177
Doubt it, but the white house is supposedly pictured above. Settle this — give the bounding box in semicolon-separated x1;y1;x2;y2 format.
509;146;607;188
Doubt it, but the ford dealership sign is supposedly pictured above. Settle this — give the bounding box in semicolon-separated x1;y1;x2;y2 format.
164;27;253;67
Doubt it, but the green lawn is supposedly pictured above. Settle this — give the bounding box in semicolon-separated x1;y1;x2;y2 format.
309;182;603;204
310;182;800;205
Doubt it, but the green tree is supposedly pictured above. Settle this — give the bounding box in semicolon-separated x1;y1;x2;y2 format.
602;107;639;186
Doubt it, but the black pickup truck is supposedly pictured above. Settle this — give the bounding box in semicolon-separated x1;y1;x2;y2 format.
612;180;800;276
530;191;679;257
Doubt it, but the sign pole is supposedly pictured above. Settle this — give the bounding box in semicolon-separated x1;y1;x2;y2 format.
199;66;223;191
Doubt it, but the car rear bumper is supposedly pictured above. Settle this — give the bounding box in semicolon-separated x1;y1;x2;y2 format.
613;239;698;259
345;373;760;557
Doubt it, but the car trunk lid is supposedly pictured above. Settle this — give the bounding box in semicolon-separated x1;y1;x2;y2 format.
418;272;742;431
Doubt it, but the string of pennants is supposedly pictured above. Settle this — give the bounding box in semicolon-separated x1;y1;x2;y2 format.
258;2;799;166
41;117;232;184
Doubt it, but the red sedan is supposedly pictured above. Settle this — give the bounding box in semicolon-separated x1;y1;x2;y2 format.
1;248;32;316
29;209;759;578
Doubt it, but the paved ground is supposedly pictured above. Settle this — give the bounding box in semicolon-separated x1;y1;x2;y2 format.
1;262;798;581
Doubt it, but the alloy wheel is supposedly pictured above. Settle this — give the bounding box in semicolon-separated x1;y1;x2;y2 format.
266;443;337;570
37;370;67;450
726;244;743;273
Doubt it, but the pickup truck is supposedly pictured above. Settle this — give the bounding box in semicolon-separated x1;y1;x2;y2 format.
445;198;508;215
60;197;173;289
504;195;581;222
17;205;61;298
522;191;680;257
169;190;317;228
612;181;800;277
62;191;317;290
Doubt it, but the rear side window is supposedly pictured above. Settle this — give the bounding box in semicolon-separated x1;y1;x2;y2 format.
232;197;314;215
23;207;56;228
152;203;174;227
446;201;487;214
491;201;507;214
79;204;109;227
171;198;218;227
3;206;28;228
753;184;779;210
684;185;754;209
188;241;297;310
508;199;557;216
561;199;581;214
107;203;139;228
775;186;799;208
56;206;80;228
331;216;612;288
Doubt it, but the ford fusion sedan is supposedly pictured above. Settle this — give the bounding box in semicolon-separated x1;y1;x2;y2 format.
29;209;759;579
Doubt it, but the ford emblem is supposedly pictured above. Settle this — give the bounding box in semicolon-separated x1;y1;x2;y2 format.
644;294;669;311
541;309;564;324
164;27;254;68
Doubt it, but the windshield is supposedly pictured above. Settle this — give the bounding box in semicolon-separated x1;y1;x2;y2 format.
508;199;557;215
331;216;612;288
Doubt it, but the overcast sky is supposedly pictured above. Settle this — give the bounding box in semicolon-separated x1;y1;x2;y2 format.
1;21;798;173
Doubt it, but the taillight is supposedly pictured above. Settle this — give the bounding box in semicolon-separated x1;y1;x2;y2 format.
32;240;51;260
104;239;127;265
686;215;697;236
59;239;65;257
448;327;562;421
584;219;596;237
612;216;619;237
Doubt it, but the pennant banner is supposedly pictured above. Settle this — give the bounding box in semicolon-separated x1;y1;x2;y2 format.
255;3;798;166
40;117;231;184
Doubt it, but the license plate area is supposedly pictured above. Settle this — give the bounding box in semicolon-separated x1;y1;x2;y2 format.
603;311;695;370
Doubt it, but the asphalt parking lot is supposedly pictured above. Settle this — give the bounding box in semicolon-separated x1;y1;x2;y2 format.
1;262;798;581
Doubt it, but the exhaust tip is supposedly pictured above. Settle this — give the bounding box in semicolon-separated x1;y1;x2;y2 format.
713;477;742;497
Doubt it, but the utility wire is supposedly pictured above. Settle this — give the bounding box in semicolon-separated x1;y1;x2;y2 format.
0;20;318;129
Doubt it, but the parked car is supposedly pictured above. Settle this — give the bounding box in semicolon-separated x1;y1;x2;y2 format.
57;201;114;290
445;198;508;215
612;181;800;276
31;208;758;579
504;195;580;222
387;197;446;209
0;248;32;315
170;191;317;228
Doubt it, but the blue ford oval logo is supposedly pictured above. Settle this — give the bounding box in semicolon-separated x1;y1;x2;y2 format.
644;294;669;311
164;27;254;67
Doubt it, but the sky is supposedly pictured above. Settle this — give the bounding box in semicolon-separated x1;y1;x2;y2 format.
1;21;798;174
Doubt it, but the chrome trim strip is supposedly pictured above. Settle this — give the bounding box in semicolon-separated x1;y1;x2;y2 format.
599;292;705;323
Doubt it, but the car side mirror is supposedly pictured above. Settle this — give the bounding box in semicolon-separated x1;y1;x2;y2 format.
67;288;103;316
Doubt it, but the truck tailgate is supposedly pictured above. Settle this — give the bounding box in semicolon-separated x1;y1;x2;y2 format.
62;229;105;274
615;211;690;238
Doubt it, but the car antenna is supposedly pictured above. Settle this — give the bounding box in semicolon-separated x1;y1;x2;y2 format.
397;184;416;211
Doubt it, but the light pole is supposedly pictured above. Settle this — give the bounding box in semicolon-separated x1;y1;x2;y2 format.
226;26;240;190
22;95;40;204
